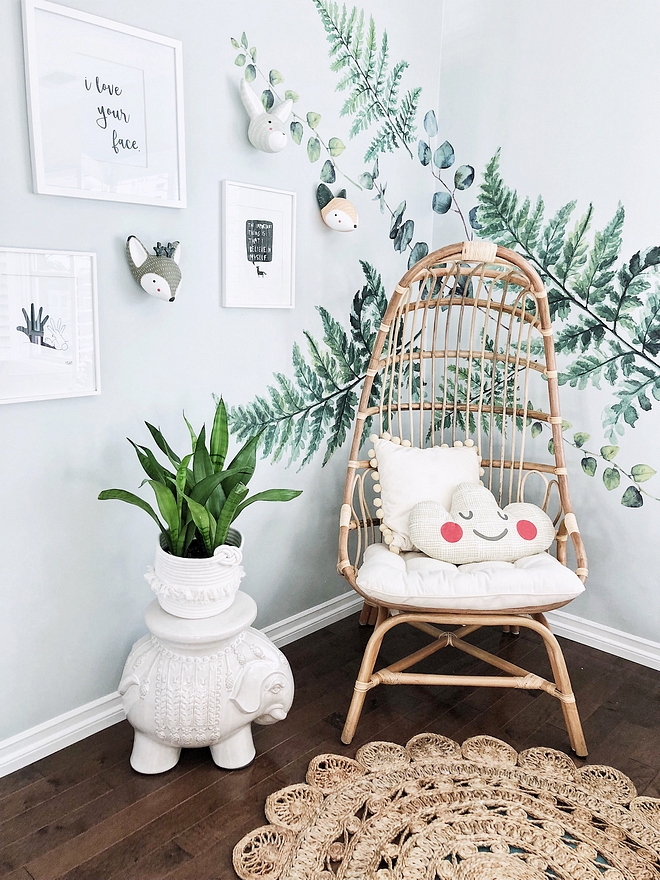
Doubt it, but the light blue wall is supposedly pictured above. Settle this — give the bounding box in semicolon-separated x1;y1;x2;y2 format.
0;0;443;740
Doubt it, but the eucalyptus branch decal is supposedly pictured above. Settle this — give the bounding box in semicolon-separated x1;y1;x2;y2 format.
228;262;387;467
476;150;660;442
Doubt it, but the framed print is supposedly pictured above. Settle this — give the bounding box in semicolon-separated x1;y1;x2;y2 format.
22;0;186;207
0;247;100;405
222;181;296;308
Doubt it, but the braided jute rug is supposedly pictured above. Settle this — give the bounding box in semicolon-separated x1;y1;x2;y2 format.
232;733;660;880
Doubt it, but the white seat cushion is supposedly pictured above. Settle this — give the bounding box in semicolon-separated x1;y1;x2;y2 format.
356;543;585;611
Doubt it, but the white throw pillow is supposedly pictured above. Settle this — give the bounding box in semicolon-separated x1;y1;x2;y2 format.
408;482;556;564
370;435;481;552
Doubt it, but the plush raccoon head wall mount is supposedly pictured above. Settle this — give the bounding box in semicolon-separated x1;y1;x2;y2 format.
125;236;182;302
316;184;359;232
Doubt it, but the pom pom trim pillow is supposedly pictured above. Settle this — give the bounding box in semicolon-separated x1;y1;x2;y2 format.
369;434;481;552
409;481;556;565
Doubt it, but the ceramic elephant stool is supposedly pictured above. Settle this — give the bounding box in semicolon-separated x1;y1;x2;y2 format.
119;593;294;773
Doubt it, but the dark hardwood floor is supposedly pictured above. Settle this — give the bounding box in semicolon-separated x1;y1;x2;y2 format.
1;612;659;880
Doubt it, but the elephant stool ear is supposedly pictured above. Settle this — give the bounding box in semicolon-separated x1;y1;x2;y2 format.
127;236;149;269
230;662;270;715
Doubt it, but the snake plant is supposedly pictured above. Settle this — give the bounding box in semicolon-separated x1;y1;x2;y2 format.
99;397;302;557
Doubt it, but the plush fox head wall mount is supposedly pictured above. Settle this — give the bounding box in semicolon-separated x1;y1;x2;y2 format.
239;78;293;153
126;237;181;302
316;184;359;232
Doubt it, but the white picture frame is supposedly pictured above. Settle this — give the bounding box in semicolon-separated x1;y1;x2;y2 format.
222;181;296;308
0;247;100;405
21;0;186;207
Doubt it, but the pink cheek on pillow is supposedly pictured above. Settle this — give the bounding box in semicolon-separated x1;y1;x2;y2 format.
440;522;463;543
517;520;537;541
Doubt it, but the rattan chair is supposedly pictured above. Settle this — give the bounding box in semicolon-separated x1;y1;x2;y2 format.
337;241;588;756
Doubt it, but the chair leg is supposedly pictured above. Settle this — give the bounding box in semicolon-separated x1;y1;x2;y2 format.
533;613;588;757
342;607;388;744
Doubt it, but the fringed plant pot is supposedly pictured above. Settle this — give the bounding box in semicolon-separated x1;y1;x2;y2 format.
145;528;245;619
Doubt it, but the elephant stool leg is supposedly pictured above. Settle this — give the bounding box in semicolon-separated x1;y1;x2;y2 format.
130;732;181;774
210;725;256;769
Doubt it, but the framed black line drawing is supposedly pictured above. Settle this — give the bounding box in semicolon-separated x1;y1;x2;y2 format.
222;181;296;308
22;0;186;207
0;247;100;404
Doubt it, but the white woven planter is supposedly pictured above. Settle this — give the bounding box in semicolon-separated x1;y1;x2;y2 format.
145;530;245;619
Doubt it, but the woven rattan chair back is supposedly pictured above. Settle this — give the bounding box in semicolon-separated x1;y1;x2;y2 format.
337;241;588;756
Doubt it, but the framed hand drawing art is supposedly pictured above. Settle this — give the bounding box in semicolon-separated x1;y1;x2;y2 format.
22;0;186;207
0;247;100;405
222;181;296;308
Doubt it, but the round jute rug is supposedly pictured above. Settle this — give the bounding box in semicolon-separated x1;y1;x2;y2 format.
232;733;660;880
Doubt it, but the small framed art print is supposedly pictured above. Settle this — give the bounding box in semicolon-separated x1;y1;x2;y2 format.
222;181;296;308
22;0;186;207
0;247;100;405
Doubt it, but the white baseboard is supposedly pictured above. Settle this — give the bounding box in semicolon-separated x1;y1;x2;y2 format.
547;609;660;671
0;591;363;779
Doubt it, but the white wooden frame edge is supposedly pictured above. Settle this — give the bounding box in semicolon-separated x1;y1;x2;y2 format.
221;180;297;309
21;0;187;208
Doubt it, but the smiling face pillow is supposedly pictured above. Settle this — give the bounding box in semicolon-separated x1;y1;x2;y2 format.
408;482;556;564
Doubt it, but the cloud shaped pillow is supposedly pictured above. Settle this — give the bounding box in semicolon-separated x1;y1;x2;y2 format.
409;482;555;564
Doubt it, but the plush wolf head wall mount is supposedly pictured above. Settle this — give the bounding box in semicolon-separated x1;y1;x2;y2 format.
126;237;182;302
239;79;293;153
316;184;359;231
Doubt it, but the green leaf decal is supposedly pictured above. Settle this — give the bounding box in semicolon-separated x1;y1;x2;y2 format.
600;445;619;461
408;242;429;269
234;54;246;67
269;69;284;85
394;219;414;252
390;201;406;234
328;137;346;156
581;456;597;476
454;164;475;190
241;32;248;49
602;467;620;490
631;464;657;483
621;485;643;507
250;47;257;62
285;89;299;102
261;89;274;111
358;172;374;190
245;64;256;83
531;422;543;439
548;438;555;455
573;432;590;448
231;37;241;49
434;141;455;169
307;137;321;162
290;121;303;145
423;109;438;137
320;159;336;183
306;111;321;129
418;140;431;166
432;191;452;215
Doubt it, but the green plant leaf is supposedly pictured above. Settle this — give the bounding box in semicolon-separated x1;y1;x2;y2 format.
210;397;229;473
147;480;179;548
561;420;572;432
185;495;217;555
245;63;256;83
225;433;260;493
328;137;345;156
128;439;173;486
631;463;657;483
285;89;299;102
423;109;438;137
188;467;246;506
390;200;406;234
193;426;214;481
250;47;257;62
183;413;197;450
621;485;643;507
98;489;166;534
581;456;597;476
358;172;374;190
307;137;321;162
600;445;620;461
234;488;302;518
306;111;321;129
231;37;240;49
408;242;428;269
241;31;248;49
418;140;431;166
269;69;284;85
432;191;452;215
602;467;620;490
144;422;181;467
454;164;475;190
261;89;274;111
290;121;303;145
531;422;543;439
320;159;336;183
214;482;249;548
234;54;246;67
394;218;414;253
434;141;454;169
573;432;590;448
